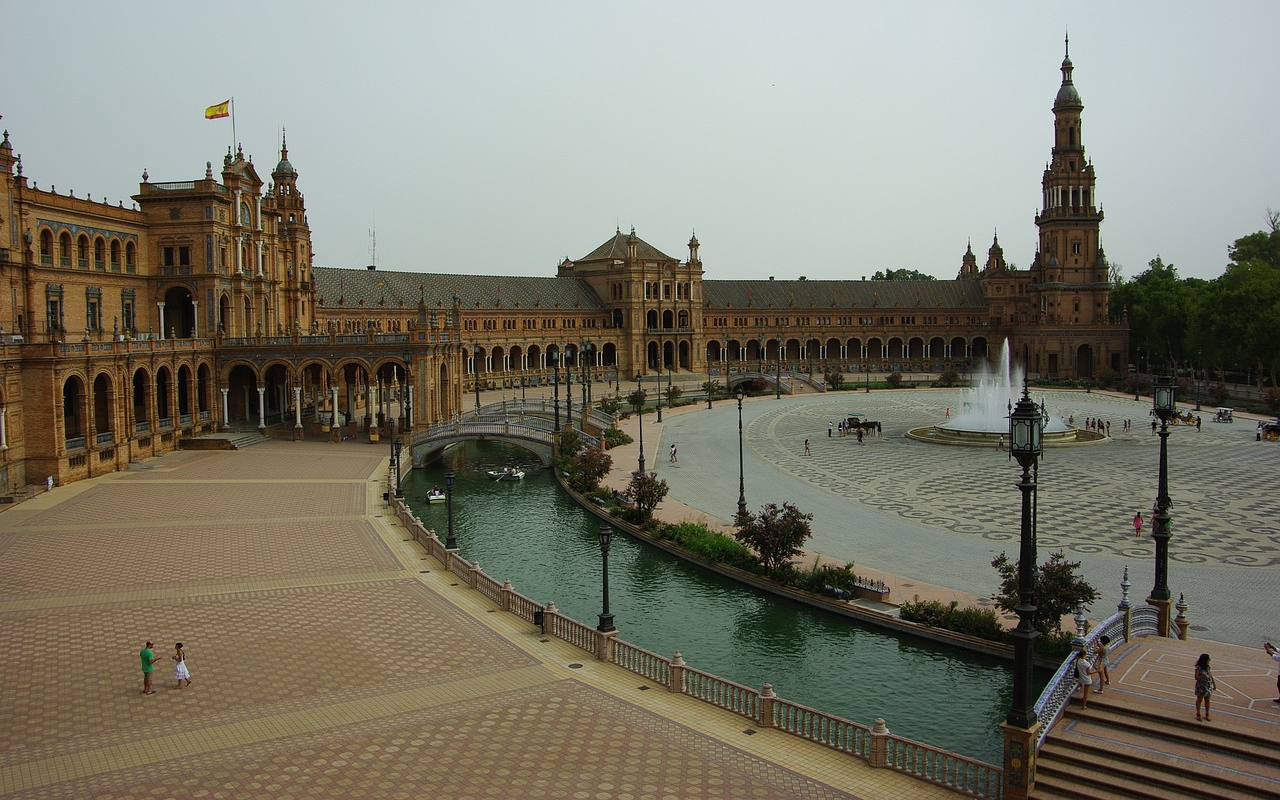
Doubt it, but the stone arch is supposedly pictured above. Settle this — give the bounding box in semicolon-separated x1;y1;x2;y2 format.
131;366;151;430
93;371;114;439
62;373;87;445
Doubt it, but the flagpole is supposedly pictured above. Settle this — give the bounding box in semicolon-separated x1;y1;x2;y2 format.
231;97;237;156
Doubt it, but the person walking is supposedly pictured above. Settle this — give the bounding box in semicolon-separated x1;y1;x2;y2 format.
139;641;160;695
1194;653;1217;721
1265;642;1280;702
827;421;833;438
803;438;811;456
172;642;192;689
1133;511;1144;537
669;443;677;463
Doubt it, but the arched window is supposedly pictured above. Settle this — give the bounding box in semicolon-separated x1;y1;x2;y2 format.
77;234;90;268
59;232;72;266
40;230;54;264
110;239;121;270
94;237;106;269
125;241;137;272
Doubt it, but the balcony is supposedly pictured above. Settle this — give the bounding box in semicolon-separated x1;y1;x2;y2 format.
65;436;87;451
95;431;115;445
135;420;151;434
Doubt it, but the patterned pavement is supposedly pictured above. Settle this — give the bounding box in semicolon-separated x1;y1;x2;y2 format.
654;389;1280;646
0;441;955;800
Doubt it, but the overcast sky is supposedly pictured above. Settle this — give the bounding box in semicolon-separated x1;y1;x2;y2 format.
6;2;1277;283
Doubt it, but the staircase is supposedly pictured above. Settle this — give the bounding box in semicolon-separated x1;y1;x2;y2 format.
1034;693;1280;799
180;429;271;451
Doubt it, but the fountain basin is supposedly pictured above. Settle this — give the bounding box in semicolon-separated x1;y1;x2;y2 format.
905;425;1107;447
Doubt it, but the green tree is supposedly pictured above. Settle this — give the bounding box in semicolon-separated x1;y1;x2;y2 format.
823;371;844;390
625;471;668;525
871;268;937;281
568;447;612;494
733;502;814;577
597;395;622;416
990;550;1099;635
626;388;647;415
701;379;722;407
664;384;683;407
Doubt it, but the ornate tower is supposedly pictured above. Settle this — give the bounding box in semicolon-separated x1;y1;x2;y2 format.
1033;37;1107;297
267;130;315;332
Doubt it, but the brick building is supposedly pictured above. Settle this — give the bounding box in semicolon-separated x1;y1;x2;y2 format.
0;47;1125;492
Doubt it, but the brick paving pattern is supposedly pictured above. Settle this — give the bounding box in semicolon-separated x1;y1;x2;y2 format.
0;441;952;799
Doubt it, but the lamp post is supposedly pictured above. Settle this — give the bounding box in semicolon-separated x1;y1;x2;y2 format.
393;437;404;498
1134;345;1141;401
736;387;747;518
656;361;664;423
865;362;870;393
444;470;457;550
1002;381;1044;799
634;374;646;474
1195;349;1202;411
566;350;574;424
1149;373;1176;636
552;351;561;432
584;343;594;408
775;337;782;400
597;524;616;632
387;417;397;496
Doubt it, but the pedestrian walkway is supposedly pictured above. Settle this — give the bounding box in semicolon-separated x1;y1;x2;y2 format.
0;441;959;799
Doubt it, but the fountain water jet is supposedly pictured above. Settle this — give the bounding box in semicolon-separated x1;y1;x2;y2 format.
905;339;1097;447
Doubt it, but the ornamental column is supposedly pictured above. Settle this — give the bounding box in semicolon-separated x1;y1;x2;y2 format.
220;388;230;427
256;387;266;430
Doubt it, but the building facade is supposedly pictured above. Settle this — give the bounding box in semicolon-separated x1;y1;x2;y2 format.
0;48;1125;492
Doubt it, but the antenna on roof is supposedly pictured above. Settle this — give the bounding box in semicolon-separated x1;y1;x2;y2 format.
367;223;377;268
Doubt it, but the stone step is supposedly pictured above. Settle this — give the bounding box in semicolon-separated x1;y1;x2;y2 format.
1033;695;1280;799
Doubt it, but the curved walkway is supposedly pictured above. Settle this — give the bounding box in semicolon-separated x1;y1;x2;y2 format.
610;389;1280;647
0;441;956;799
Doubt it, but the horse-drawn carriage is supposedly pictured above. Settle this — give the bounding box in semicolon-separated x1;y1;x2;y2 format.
842;414;881;436
1213;408;1234;423
1170;410;1200;426
1262;420;1280;442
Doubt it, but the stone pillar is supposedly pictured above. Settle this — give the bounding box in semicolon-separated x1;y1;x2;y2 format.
293;386;303;441
1118;566;1133;642
330;387;341;442
758;683;775;728
595;629;617;663
0;407;7;449
191;300;198;338
157;302;166;338
1174;593;1190;640
500;579;515;613
869;717;890;768
220;388;230;427
256;387;266;430
1000;721;1041;800
669;651;685;694
469;561;482;590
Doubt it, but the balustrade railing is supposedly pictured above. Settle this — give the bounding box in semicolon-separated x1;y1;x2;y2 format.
180;413;193;425
135;421;150;433
1033;608;1133;749
65;436;87;451
384;486;1003;799
95;431;115;445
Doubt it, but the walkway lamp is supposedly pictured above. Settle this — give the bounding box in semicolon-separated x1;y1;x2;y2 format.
775;337;782;400
566;351;574;424
656;361;664;423
1150;373;1176;635
553;352;561;432
444;470;457;550
1005;382;1043;731
1134;345;1141;401
736;387;747;518
393;438;404;498
584;343;595;408
634;374;646;474
596;524;616;633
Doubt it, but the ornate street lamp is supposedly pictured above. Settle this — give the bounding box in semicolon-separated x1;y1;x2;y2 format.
597;524;616;633
634;374;646;474
1005;382;1043;731
1134;345;1142;401
566;350;574;424
393;437;404;498
584;343;595;408
444;470;457;550
736;387;747;518
1150;372;1176;635
656;359;664;423
552;350;561;432
775;336;782;400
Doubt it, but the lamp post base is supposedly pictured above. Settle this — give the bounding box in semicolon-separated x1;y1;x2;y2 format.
1149;595;1174;638
1001;720;1041;800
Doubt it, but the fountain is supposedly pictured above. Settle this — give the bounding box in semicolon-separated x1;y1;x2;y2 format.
906;339;1101;447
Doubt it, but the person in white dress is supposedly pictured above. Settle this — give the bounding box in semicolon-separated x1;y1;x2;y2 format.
172;642;192;689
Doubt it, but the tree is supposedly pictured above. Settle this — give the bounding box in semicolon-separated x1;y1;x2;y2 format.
990;550;1099;635
568;447;612;494
702;379;722;408
597;395;622;416
823;371;844;390
733;502;814;577
625;471;668;524
664;384;683;407
626;388;647;415
871;268;937;281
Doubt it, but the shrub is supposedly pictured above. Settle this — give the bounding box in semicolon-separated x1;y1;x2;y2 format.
1033;629;1077;659
885;371;903;389
1206;381;1230;407
824;371;845;391
597;396;622;416
898;597;1004;640
934;370;961;388
602;427;633;449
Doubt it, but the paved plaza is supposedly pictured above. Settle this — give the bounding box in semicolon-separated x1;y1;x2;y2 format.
0;441;962;800
648;388;1280;648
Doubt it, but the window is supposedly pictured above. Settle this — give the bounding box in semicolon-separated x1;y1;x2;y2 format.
86;287;103;331
122;291;136;333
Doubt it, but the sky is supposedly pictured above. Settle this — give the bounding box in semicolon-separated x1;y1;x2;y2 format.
5;1;1277;283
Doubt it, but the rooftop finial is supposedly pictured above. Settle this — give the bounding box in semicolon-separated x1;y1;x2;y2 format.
1065;29;1069;59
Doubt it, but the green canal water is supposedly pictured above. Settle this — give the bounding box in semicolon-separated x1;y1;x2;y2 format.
407;440;1042;765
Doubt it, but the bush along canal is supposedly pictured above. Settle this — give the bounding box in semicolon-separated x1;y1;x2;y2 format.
407;440;1046;765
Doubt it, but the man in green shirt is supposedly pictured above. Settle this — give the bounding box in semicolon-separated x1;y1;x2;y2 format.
140;641;159;694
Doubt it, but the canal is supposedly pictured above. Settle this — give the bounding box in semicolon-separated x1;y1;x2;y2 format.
407;440;1042;765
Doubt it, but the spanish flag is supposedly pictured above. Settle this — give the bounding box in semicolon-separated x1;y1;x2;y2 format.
205;100;231;120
